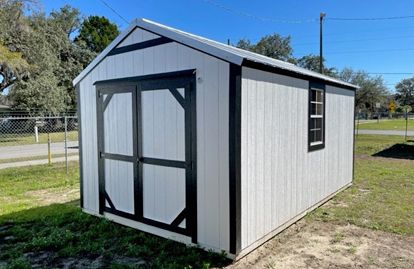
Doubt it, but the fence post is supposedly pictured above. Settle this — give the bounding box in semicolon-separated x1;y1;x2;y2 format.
47;132;52;165
34;125;39;143
64;116;68;174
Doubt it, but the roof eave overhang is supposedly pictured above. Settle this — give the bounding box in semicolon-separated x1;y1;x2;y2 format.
73;18;358;91
242;59;359;91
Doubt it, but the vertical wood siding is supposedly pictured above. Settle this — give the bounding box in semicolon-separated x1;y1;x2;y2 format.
78;28;230;251
240;67;354;250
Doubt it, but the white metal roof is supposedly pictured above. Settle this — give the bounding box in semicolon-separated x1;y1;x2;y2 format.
73;18;357;89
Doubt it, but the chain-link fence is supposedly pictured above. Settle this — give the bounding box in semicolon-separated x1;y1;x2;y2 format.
0;115;78;171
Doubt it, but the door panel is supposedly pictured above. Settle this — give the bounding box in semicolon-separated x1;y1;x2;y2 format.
141;89;185;161
105;159;135;214
103;93;134;156
142;164;186;226
97;85;137;218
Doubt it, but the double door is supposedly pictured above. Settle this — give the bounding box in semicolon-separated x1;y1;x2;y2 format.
96;72;196;242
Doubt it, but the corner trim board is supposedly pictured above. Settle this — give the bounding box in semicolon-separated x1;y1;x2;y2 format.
229;64;242;254
76;84;84;208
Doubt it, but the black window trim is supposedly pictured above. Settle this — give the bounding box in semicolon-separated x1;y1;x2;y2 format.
308;81;326;152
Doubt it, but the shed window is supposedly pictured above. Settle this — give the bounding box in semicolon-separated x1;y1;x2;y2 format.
308;83;325;151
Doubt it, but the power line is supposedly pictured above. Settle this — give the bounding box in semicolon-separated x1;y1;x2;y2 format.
293;35;414;47
296;48;414;56
201;0;317;24
98;0;129;24
327;15;414;21
367;73;414;75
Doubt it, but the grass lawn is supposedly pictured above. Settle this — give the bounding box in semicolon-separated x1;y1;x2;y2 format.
357;118;414;131
0;163;229;268
309;135;414;236
0;131;78;147
1;135;413;268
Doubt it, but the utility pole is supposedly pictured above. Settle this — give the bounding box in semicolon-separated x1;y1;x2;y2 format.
319;12;326;74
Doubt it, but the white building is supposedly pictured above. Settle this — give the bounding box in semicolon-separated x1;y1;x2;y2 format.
73;18;357;258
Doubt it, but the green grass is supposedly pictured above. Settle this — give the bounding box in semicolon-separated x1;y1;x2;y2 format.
0;163;230;268
0;162;79;217
0;131;78;147
309;134;414;235
1;134;413;268
357;118;414;131
354;134;408;155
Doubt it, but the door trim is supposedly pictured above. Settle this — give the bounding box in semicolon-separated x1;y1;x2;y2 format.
95;70;197;243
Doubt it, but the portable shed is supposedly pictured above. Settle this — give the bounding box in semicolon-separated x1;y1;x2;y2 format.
73;18;357;258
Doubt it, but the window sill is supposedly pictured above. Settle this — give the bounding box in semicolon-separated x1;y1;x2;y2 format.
308;143;325;152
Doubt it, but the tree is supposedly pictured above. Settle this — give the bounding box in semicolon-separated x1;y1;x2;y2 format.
395;77;414;108
49;4;81;37
0;44;30;92
1;2;97;113
75;16;119;53
337;68;389;112
236;34;295;63
296;54;337;77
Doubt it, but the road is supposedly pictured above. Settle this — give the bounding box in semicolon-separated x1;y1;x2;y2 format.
0;155;79;169
0;141;78;160
356;129;414;136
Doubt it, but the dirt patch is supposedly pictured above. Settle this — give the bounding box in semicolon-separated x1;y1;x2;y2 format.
229;220;414;269
25;188;79;206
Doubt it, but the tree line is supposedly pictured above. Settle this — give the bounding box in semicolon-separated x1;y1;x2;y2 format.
0;0;119;114
1;0;413;115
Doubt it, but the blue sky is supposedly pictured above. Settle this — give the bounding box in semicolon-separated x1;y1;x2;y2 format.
42;0;414;91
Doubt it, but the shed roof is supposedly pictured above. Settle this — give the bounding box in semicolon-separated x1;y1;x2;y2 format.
73;18;358;89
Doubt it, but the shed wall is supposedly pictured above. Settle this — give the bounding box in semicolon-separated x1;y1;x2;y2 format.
240;67;354;250
78;27;230;251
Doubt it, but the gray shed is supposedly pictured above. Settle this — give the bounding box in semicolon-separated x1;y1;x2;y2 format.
73;18;357;258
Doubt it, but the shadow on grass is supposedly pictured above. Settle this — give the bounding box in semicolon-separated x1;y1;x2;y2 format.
372;143;414;160
0;201;231;268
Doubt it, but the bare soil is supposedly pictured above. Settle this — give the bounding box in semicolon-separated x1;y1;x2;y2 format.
228;220;414;269
25;187;79;206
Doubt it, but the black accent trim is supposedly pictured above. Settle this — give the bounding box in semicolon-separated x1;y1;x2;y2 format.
104;191;116;210
96;87;105;214
242;59;357;91
171;208;187;227
94;70;195;86
102;93;113;111
136;82;144;219
102;153;135;162
168;88;186;109
187;76;198;243
104;207;189;235
352;91;356;181
76;84;84;208
229;64;242;254
308;82;326;152
107;36;173;56
140;157;186;169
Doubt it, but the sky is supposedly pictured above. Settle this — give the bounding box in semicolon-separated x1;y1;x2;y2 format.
41;0;414;91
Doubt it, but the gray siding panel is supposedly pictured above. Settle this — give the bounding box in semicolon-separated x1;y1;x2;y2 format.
240;67;354;250
78;27;230;252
